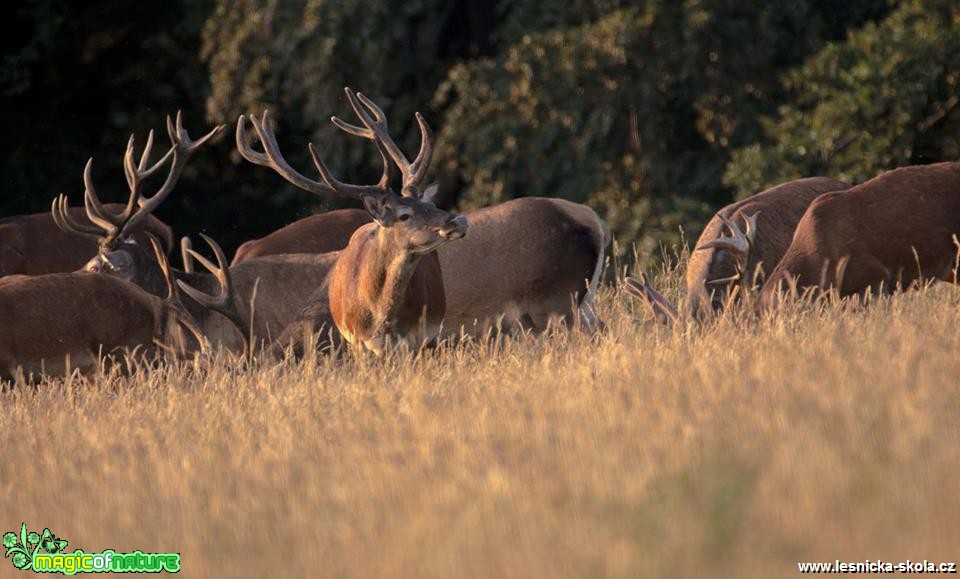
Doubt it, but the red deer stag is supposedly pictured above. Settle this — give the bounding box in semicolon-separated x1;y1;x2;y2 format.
233;95;608;338
625;177;850;322
759;162;960;307
53;113;342;353
237;89;467;354
0;236;211;383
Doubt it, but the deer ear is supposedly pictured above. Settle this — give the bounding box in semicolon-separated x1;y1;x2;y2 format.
421;182;440;205
362;195;393;226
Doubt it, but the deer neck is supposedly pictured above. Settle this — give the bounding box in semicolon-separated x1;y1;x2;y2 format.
335;227;421;348
130;262;223;339
366;229;420;335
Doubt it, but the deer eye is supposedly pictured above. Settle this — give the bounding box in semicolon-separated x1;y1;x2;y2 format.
398;213;412;222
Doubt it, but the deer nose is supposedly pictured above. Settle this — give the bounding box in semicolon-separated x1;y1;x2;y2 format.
438;215;468;239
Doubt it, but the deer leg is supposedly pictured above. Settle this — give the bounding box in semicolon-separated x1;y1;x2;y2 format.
836;254;894;297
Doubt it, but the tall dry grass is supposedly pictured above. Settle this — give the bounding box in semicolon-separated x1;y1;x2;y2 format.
2;255;960;578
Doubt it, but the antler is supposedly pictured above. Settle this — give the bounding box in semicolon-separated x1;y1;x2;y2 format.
175;233;252;356
52;130;177;242
697;212;759;256
236;110;386;199
623;274;679;325
117;112;223;241
332;87;434;196
696;211;760;284
237;89;436;201
53;112;223;249
180;236;195;273
146;233;210;355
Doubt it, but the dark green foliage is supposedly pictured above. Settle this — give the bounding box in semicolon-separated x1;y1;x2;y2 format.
726;0;960;197
435;0;890;254
1;0;216;243
6;0;957;262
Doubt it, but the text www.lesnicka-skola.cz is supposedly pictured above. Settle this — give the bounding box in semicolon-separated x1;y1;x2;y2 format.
798;560;957;574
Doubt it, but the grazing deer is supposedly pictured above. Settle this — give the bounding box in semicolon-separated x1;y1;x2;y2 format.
625;176;850;322
0;236;210;383
237;88;466;354
53;113;342;353
0;205;172;277
760;162;960;306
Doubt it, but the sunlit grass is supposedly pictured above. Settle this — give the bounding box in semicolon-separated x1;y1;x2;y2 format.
2;255;959;578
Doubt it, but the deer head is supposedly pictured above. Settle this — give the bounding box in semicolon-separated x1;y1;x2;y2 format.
696;211;760;286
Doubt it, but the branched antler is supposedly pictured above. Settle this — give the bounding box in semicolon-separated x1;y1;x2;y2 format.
332;87;433;196
176;233;252;357
146;233;210;355
697;211;760;285
236;88;436;201
623;274;679;325
53;112;223;250
236;110;385;199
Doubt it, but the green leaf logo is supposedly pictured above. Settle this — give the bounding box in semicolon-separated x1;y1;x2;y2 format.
3;524;68;571
3;523;34;571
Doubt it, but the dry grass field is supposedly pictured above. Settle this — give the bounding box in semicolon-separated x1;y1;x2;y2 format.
2;254;960;578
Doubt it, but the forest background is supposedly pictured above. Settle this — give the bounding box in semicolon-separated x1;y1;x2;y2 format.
3;0;957;260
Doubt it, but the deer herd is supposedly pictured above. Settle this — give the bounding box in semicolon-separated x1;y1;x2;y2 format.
2;86;959;383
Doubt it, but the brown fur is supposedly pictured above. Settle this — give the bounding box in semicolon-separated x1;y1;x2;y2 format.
271;243;448;358
328;223;446;353
0;273;184;381
231;209;372;265
270;274;341;358
686;177;850;316
437;197;606;335
762;163;960;305
0;204;172;277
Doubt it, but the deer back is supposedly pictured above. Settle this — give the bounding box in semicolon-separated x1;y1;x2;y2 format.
0;205;171;277
763;163;960;300
435;197;606;335
226;253;340;348
0;273;166;380
231;209;371;265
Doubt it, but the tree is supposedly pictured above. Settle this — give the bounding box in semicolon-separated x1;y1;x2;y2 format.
1;0;212;210
725;0;960;198
434;0;888;256
0;0;898;259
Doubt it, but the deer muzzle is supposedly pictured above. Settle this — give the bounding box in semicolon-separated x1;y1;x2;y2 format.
437;215;468;240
